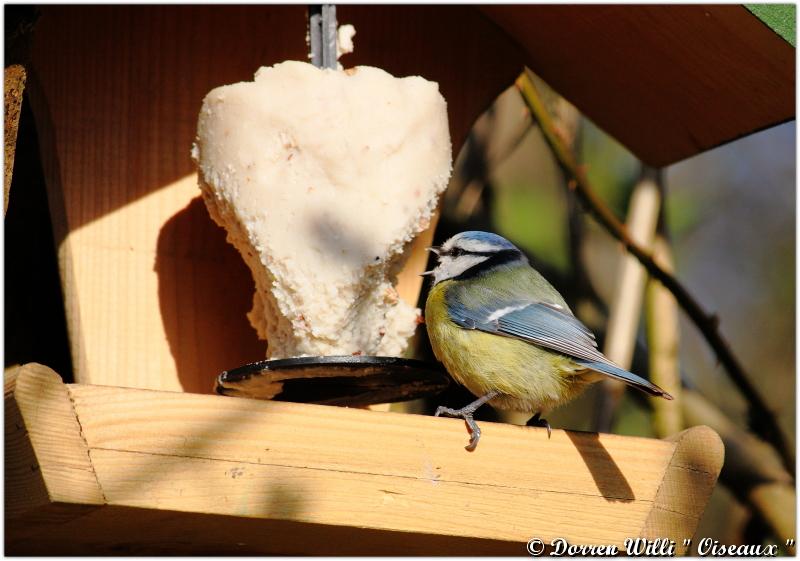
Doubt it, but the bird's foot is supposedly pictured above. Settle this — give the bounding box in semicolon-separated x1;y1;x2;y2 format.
527;412;552;438
435;391;498;451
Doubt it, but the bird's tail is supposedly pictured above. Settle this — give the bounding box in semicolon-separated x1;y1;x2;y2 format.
575;359;673;399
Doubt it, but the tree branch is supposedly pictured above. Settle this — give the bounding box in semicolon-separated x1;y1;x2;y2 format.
515;70;795;476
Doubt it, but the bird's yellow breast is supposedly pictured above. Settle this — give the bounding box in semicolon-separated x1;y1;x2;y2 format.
425;280;592;413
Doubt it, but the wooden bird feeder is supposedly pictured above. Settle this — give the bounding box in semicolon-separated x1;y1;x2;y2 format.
7;4;793;554
7;363;722;555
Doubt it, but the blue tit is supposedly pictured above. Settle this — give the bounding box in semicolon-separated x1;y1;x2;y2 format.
422;231;673;450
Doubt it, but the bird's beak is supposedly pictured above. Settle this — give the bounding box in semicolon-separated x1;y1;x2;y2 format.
421;246;440;277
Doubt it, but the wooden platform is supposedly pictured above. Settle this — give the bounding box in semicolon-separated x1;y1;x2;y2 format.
6;363;723;555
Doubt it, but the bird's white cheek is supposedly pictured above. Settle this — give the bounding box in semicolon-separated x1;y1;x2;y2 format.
433;255;490;283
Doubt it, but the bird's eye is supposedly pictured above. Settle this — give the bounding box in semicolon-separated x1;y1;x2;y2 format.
450;247;465;257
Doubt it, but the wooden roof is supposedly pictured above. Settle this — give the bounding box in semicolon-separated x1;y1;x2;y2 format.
481;5;795;166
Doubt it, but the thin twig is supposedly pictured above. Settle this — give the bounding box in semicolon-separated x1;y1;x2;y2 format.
515;70;795;476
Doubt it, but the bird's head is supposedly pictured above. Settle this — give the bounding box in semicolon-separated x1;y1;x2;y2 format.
421;231;527;285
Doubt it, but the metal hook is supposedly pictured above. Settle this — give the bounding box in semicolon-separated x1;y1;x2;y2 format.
309;4;337;69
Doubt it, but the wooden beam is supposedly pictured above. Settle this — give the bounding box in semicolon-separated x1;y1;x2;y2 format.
641;427;725;544
5;363;104;508
6;363;723;555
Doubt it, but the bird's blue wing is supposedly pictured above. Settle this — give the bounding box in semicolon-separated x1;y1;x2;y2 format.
448;299;671;398
448;300;605;363
568;360;669;398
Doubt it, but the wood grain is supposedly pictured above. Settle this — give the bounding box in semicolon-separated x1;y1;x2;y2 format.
68;383;671;504
5;365;51;519
642;426;724;554
6;364;723;554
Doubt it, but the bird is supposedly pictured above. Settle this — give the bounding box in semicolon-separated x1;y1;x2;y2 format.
422;230;673;451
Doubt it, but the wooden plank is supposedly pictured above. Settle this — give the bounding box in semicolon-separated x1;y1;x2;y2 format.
26;5;522;392
89;448;653;545
67;383;706;546
6;504;521;555
6;364;723;554
69;383;673;503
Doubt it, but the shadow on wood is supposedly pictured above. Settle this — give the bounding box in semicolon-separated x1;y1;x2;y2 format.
155;196;263;393
565;430;635;502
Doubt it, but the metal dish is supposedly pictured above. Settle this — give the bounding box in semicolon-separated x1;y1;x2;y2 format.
216;355;450;407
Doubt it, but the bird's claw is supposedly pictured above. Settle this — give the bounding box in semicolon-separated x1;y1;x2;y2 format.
527;413;552;438
435;406;459;418
464;417;481;451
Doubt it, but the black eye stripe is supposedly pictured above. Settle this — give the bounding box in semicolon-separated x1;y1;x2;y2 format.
452;249;523;280
442;247;510;257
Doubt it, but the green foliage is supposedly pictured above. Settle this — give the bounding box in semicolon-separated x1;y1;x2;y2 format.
580;121;640;218
664;187;708;239
613;393;656;438
493;180;570;273
745;4;796;46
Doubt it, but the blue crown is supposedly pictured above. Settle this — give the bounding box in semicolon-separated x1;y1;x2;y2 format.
453;231;519;251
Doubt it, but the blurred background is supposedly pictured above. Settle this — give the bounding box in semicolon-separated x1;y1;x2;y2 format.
408;74;795;551
5;4;794;554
